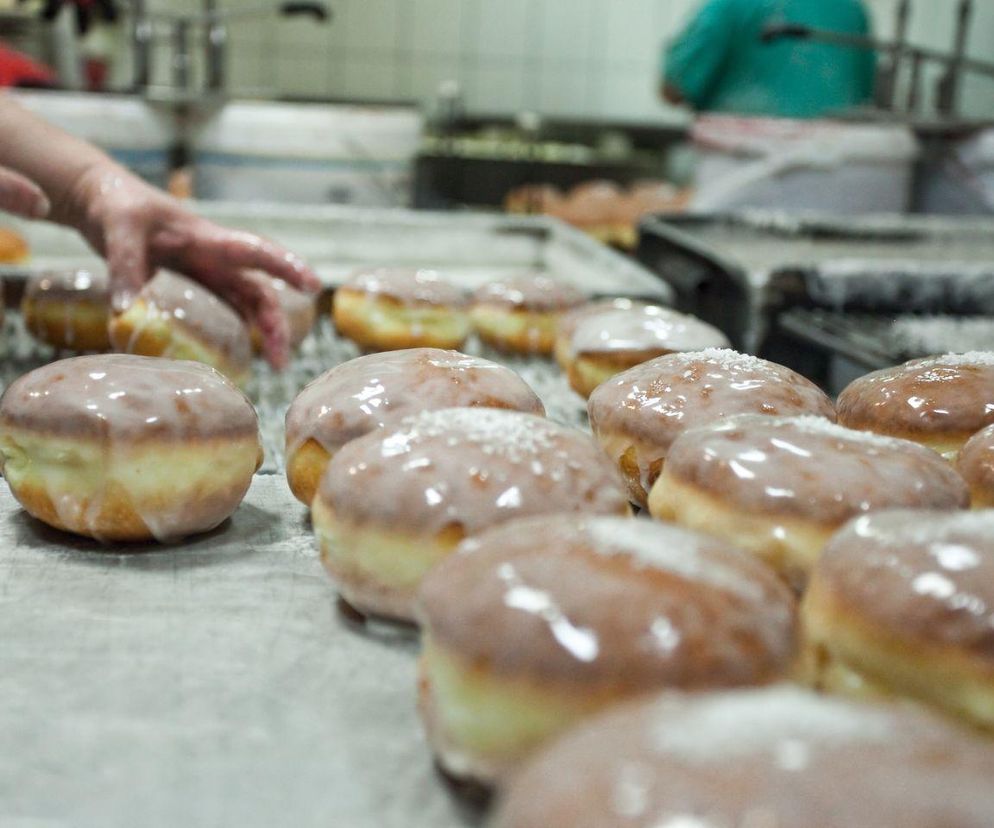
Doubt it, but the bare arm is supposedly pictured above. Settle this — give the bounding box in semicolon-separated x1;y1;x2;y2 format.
0;94;320;368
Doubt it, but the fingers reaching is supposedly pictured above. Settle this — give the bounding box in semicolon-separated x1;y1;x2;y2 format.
0;167;50;220
104;215;151;312
201;268;291;370
191;224;321;294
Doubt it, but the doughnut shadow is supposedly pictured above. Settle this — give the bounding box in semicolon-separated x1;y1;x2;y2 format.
7;501;276;572
334;596;419;651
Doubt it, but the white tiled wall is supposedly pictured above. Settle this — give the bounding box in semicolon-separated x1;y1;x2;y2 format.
141;0;994;123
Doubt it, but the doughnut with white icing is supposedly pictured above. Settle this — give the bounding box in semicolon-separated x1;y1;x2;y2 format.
109;271;253;387
561;303;730;399
803;509;994;730
284;348;545;505
311;407;629;622
492;686;994;828
0;354;262;542
648;415;969;589
416;514;797;784
588;349;836;507
470;274;585;355
332;268;470;351
837;352;994;459
22;268;112;351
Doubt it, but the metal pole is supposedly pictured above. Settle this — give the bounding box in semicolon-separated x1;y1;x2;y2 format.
937;0;973;115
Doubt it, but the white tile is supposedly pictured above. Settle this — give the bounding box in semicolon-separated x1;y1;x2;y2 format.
474;0;534;58
342;56;401;101
409;56;466;104
592;64;665;121
409;0;464;56
601;0;664;63
226;51;273;95
463;62;527;114
540;0;594;61
537;62;591;117
342;0;400;56
275;54;335;98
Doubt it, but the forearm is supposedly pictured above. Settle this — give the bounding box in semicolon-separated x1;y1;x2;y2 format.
0;93;125;228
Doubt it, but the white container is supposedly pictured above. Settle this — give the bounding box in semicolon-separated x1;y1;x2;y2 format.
690;115;918;214
11;90;174;187
916;129;994;215
191;101;423;208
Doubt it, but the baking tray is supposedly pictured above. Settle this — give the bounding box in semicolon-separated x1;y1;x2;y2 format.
777;308;994;373
1;201;673;304
636;210;994;351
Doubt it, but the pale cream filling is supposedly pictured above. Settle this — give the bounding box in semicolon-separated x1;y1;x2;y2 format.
420;639;601;776
312;498;459;596
335;290;470;344
0;428;259;539
110;301;249;386
648;473;832;589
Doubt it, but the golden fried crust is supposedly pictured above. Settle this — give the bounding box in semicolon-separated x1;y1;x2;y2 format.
286;438;331;506
22;299;111;351
567;352;649;399
332;289;469;351
0;228;28;263
9;468;253;542
471;307;558;355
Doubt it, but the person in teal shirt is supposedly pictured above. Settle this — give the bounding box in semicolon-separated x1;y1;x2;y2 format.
662;0;877;118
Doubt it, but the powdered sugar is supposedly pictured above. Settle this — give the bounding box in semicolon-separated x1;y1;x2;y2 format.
585;518;766;600
911;351;994;369
650;686;893;763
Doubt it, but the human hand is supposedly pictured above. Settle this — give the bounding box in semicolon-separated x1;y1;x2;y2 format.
60;163;321;369
0;165;50;220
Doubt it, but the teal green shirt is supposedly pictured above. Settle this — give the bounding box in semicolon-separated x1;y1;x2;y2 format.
664;0;876;118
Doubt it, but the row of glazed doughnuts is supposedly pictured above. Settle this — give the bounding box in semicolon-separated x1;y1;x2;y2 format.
17;267;316;385
2;265;994;824
277;311;994;812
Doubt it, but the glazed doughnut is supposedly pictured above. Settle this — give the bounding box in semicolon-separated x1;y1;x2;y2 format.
284;348;545;505
0;227;28;263
837;352;994;459
553;298;645;371
648;415;969;589
957;424;994;507
804;510;994;730
109;271;253;387
563;303;730;398
470;274;585;355
311;407;629;622
492;686;994;828
249;275;316;353
416;514;797;784
22;268;112;351
332;268;470;351
588;349;836;508
0;354;262;542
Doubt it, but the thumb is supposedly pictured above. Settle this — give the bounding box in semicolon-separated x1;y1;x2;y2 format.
0;167;50;220
104;219;151;312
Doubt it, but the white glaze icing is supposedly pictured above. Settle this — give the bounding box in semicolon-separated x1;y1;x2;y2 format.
342;267;468;307
285;348;544;458
318;407;628;536
0;354;260;542
570;305;729;356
